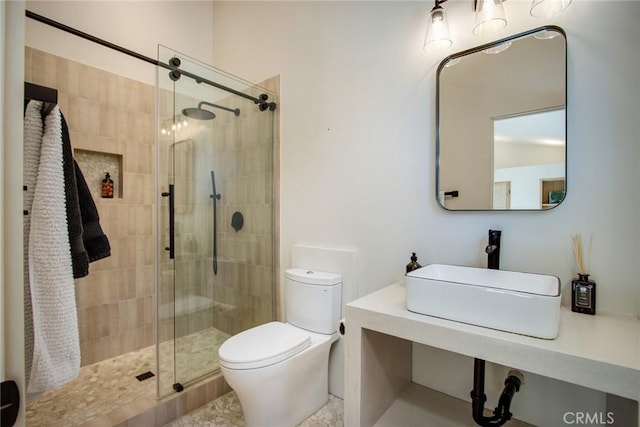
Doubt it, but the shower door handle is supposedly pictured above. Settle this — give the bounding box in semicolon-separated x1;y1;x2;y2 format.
162;185;175;259
210;171;220;275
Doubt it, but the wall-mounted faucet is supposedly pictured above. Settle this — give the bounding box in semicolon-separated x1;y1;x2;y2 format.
485;230;502;270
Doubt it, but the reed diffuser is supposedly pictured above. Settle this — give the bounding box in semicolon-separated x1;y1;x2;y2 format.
571;234;596;315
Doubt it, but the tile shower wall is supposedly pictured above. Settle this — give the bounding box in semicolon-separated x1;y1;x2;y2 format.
25;47;156;366
213;90;275;335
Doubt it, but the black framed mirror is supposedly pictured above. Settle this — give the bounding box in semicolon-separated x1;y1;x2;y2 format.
436;26;567;211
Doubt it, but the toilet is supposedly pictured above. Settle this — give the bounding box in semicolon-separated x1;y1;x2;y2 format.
218;268;342;427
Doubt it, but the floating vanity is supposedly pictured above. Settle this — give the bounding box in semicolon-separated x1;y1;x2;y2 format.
344;281;640;426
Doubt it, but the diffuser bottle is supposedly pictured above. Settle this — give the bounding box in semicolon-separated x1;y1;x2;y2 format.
571;274;596;315
571;234;596;315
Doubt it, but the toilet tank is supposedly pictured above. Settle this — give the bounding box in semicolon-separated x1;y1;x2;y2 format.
285;268;342;334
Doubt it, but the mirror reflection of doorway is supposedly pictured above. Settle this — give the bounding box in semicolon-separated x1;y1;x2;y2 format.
493;181;511;209
492;108;565;209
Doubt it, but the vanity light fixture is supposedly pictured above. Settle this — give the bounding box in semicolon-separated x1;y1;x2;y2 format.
424;0;571;53
473;0;508;37
530;0;572;17
424;0;453;53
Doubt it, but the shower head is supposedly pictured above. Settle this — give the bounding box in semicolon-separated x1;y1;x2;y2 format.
182;106;216;120
182;100;240;121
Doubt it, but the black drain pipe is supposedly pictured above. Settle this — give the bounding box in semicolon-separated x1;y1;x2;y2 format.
470;358;523;427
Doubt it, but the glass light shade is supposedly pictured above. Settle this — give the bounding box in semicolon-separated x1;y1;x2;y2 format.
424;6;452;53
473;0;507;37
530;0;572;17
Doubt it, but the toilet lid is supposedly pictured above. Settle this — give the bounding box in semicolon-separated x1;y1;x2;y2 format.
218;322;311;370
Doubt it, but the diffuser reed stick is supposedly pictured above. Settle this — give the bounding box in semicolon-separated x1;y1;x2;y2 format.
571;233;592;275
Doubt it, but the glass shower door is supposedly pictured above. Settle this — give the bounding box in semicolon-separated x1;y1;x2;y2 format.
156;46;276;396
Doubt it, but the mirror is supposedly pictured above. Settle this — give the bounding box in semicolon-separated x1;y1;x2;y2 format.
436;26;566;210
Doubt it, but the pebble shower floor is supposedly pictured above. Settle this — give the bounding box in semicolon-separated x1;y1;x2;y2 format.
26;327;229;426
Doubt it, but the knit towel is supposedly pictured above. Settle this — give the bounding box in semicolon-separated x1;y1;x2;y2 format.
23;100;44;388
27;105;80;393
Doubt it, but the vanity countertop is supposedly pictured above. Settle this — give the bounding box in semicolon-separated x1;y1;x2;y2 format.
346;282;640;401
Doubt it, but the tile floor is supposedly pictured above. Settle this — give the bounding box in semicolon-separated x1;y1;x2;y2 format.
164;391;345;427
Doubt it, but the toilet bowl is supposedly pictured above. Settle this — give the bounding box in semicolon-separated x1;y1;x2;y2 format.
218;268;342;427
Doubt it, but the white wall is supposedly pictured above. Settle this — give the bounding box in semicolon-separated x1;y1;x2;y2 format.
212;0;439;303
494;140;565;168
211;1;639;424
211;0;639;316
2;1;27;425
25;1;215;85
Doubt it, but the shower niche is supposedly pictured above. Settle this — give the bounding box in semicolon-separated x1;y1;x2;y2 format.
74;149;123;199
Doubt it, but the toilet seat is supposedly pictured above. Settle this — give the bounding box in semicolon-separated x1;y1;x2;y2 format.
218;322;311;370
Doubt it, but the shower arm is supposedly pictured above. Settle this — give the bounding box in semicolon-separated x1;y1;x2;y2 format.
210;171;221;275
198;101;241;116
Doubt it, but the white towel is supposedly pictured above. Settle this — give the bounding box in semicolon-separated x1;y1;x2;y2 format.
27;105;80;393
23;100;44;388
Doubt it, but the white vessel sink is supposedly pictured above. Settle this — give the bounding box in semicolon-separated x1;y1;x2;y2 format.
405;264;561;339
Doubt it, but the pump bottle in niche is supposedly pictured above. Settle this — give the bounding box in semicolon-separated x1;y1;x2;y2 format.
101;172;114;198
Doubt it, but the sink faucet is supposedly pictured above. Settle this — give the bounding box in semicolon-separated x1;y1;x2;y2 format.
485;229;502;270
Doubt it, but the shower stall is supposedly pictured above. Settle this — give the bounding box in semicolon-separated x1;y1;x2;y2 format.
156;46;277;396
22;10;276;425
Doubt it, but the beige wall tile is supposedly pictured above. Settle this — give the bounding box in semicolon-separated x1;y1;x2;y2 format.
30;49;58;89
185;384;208;413
24;47;33;82
162;398;178;424
98;105;118;139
